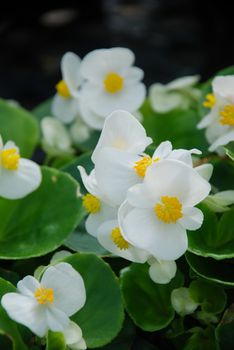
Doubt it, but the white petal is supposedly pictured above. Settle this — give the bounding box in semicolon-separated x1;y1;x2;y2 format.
51;94;79;124
122;208;188;260
61;52;82;98
149;259;177;284
127;183;156;208
80;48;135;83
97;220;149;263
144;160;211;207
179;207;204;230
41;117;72;153
4;141;19;152
212;190;234;206
17;276;40;297
0;159;42;200
87;83;146;116
79;95;105;130
153;141;172;159
213;75;234;103
197;109;217;129
70;117;91;144
46;306;69;332
78;167;101;198
70;337;87;350
85;202;117;237
1;293;48;337
41;263;86;317
63;321;82;345
94;148;141;206
125;67;144;85
167;75;200;90
92;109;152;163
195;164;213;181
209;130;234;152
149;84;184;113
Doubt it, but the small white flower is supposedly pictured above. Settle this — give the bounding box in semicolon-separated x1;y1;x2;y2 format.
0;136;42;199
52;52;82;123
198;76;234;152
147;257;177;284
119;160;211;261
79;48;146;130
171;287;199;316
149;75;200;113
1;263;86;338
41;117;74;156
63;321;87;350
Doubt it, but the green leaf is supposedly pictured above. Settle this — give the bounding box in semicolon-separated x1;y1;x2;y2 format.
46;331;66;350
189;279;226;314
0;167;84;259
188;204;234;260
32;98;52;121
0;99;39;158
225;142;234;161
183;327;218;350
210;158;234;191
0;277;28;350
62;253;124;348
186;252;234;287
101;317;135;350
216;304;234;350
141;100;208;152
120;263;184;332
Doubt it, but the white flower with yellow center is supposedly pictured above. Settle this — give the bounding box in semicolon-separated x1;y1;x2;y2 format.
198;75;234;152
52;52;82;124
79;48;146;130
119;160;211;261
1;263;86;338
0;137;41;199
149;75;200;113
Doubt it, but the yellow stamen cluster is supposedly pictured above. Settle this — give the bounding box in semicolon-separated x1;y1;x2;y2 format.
134;156;160;178
154;196;183;223
104;72;124;94
56;80;71;98
203;93;216;109
219;104;234;126
34;287;54;305
82;193;101;214
111;227;129;250
1;148;20;170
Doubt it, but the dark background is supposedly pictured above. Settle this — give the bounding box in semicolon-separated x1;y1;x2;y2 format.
0;1;233;109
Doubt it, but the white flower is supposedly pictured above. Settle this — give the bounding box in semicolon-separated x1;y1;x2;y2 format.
79;48;146;130
0;136;42;199
97;219;149;263
149;75;200;113
52;52;82;123
70;117;91;144
1;263;86;338
171;288;199;316
119;160;211;261
198;76;234;152
147;257;177;284
63;321;87;350
41;117;74;156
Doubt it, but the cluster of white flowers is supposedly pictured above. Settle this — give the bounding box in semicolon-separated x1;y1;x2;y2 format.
198;75;234;153
79;110;212;284
51;48;145;134
1;262;87;349
0;135;41;199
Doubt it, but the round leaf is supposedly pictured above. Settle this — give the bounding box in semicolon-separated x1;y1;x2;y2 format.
62;253;124;348
0;167;83;259
120;263;184;332
0;98;39;157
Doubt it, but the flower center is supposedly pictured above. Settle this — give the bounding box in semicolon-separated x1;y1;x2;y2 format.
56;80;71;98
104;72;124;94
219;104;234;126
34;287;54;305
154;196;183;223
134;156;160;178
203;93;216;109
82;193;101;214
1;148;20;170
111;227;129;250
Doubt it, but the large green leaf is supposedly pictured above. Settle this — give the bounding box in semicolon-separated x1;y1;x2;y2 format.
141;100;208;152
189;279;227;314
0;167;84;259
0;277;28;350
101;317;135;350
120;263;184;332
216;304;234;350
188;204;234;260
186;252;234;287
62;253;124;348
0;99;39;158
